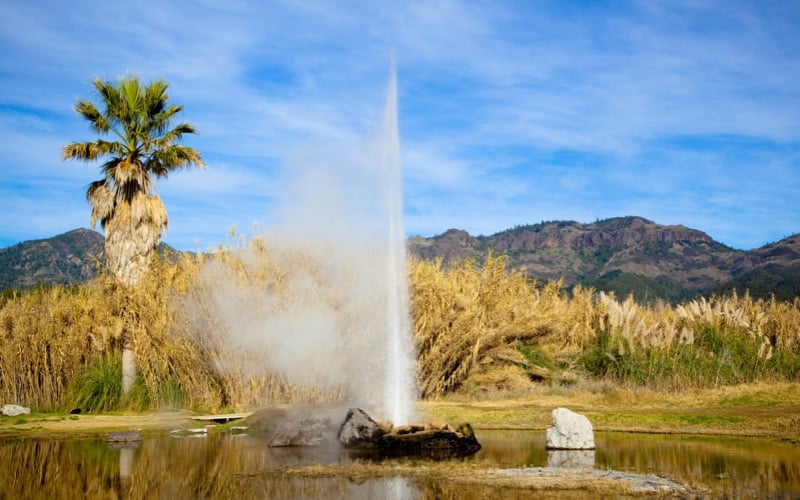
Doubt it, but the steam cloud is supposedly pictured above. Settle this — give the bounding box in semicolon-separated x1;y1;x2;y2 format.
190;117;416;421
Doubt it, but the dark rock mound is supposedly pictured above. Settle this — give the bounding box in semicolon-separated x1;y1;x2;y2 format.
245;403;346;447
338;408;481;458
337;408;385;448
378;423;481;457
269;415;336;447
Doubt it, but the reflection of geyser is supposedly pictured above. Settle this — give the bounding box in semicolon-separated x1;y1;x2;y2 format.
198;66;416;425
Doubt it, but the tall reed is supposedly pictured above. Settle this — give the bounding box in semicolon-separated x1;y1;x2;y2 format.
1;244;798;410
411;254;598;397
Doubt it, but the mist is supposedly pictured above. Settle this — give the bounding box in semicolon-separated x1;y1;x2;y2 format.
188;73;417;423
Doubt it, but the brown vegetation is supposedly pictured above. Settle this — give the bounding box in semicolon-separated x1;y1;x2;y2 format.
1;242;798;412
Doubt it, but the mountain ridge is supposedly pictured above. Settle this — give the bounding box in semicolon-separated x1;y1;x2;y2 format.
407;216;799;303
0;228;104;289
2;217;798;303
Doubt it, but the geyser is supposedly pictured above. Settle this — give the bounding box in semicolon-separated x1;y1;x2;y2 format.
382;63;416;426
194;65;417;425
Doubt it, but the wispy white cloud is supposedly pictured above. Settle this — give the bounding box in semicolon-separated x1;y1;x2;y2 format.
0;0;798;251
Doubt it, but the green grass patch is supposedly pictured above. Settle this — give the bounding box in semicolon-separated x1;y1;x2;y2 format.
67;353;123;413
591;411;744;429
579;324;795;390
674;414;744;425
517;343;555;369
155;377;184;408
64;352;189;412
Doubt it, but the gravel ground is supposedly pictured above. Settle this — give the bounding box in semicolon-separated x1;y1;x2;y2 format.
501;467;693;495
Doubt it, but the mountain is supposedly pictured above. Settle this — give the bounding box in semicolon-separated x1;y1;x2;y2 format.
0;228;104;289
408;216;800;303
713;233;800;302
0;228;182;291
2;218;798;303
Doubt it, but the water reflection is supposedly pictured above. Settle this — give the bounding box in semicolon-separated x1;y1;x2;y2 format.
593;433;800;498
471;430;800;497
0;430;798;498
546;449;595;468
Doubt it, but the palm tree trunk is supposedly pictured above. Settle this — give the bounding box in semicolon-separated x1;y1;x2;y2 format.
105;195;167;398
121;337;137;395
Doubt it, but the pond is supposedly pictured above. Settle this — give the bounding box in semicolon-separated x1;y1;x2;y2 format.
2;429;798;498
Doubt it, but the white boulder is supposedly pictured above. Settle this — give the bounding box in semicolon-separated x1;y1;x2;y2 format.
545;407;595;450
1;404;31;417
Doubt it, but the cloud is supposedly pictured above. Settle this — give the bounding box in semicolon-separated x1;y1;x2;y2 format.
0;0;798;251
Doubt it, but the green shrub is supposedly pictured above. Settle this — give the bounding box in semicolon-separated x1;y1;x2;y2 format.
67;354;123;413
66;353;167;412
155;378;184;409
517;343;555;369
579;324;797;390
579;328;621;378
123;378;151;411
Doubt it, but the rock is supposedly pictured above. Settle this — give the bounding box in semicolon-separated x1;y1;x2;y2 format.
393;423;426;435
456;422;477;440
269;416;335;447
379;425;481;457
244;407;292;437
246;403;346;437
339;408;481;457
1;404;31;417
545;407;595;450
338;408;385;448
107;431;143;449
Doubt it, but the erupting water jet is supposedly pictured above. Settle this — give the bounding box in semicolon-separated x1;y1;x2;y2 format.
380;61;416;426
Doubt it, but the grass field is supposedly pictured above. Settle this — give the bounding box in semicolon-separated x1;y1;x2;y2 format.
2;382;798;444
421;382;800;441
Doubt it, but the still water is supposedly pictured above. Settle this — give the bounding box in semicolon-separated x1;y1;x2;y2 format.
2;430;798;498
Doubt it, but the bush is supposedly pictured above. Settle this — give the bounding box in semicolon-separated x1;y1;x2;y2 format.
67;354;123;413
578;324;796;390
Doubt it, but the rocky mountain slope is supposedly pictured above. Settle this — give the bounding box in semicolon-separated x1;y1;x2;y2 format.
0;228;104;289
408;216;799;303
2;217;798;303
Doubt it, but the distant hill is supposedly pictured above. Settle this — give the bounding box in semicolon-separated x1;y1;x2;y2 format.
408;216;800;303
2;218;798;303
0;228;104;289
712;233;800;302
0;228;182;291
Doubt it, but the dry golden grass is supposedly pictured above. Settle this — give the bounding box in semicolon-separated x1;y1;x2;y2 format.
411;255;800;396
1;244;799;411
0;252;221;411
411;254;580;397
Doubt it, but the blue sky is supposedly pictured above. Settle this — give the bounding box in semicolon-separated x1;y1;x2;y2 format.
1;0;798;251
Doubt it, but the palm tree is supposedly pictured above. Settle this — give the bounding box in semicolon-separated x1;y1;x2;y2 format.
63;75;204;396
63;75;205;286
